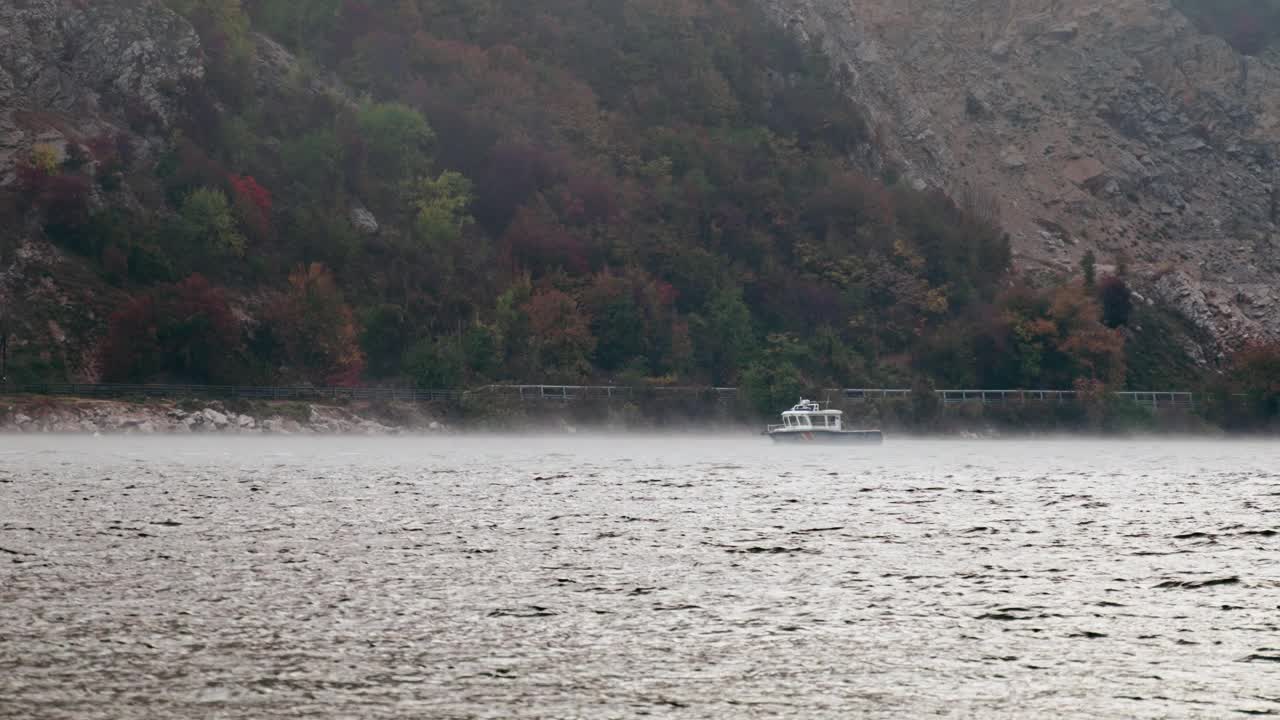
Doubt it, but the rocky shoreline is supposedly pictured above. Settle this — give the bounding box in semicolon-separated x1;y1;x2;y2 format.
0;398;447;435
0;393;1229;436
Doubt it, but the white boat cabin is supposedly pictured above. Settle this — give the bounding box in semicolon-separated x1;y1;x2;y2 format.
769;399;844;432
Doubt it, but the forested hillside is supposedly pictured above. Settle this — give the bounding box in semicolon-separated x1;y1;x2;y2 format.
4;0;1274;417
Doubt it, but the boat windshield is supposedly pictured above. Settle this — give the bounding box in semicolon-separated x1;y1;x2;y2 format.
781;412;842;430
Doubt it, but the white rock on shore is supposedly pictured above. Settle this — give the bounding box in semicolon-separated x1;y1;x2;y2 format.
0;400;445;435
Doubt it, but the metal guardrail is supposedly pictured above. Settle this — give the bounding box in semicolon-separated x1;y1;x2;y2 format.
1114;392;1197;409
471;385;739;402
935;390;1199;408
841;388;912;401
0;383;1209;408
938;390;1080;404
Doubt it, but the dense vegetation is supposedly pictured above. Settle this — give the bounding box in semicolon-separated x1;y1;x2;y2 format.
1174;0;1280;55
4;0;1276;425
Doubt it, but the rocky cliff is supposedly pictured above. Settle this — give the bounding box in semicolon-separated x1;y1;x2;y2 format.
0;0;206;378
0;0;202;182
757;0;1280;355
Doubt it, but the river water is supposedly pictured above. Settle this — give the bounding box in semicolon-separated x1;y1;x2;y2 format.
1;436;1277;718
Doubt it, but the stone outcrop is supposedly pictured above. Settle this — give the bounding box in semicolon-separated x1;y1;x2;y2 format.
0;399;447;435
756;0;1280;351
0;0;203;184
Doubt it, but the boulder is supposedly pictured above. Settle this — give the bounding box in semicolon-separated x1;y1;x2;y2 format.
1000;147;1027;170
350;205;380;235
202;409;230;429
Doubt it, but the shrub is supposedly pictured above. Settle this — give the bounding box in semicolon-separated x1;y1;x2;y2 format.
98;274;244;383
264;263;366;386
1099;275;1133;329
180;187;246;259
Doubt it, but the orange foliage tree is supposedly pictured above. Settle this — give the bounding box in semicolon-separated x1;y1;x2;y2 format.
266;263;366;385
522;287;594;380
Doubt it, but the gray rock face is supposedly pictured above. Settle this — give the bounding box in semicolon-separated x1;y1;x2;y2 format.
201;408;230;429
0;0;203;182
350;205;380;235
0;400;444;435
755;0;1280;351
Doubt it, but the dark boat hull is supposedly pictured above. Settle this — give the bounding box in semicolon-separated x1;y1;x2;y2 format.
768;430;883;444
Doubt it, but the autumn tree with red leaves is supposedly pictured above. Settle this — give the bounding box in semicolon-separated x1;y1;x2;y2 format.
98;296;160;383
98;274;243;383
16;160;92;235
228;174;273;240
523;287;594;381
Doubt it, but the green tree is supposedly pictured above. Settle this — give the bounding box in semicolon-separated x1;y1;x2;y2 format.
740;332;808;414
1081;250;1097;288
582;272;646;372
692;286;754;385
494;278;534;377
169;0;254;106
357;103;435;184
404;336;466;389
463;324;502;380
413;171;474;246
181;188;246;259
360;304;409;378
281;129;342;202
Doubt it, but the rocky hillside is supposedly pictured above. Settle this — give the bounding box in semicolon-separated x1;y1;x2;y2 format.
757;0;1280;354
1;0;203;377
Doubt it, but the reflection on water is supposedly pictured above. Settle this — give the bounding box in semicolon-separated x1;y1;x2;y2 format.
1;436;1278;718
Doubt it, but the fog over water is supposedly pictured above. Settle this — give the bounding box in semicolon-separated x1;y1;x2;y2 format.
1;435;1278;718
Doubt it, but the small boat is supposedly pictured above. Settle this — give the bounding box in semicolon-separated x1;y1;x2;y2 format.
765;399;883;444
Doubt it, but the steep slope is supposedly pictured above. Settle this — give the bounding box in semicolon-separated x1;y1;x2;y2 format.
756;0;1280;353
1;0;203;379
0;0;202;181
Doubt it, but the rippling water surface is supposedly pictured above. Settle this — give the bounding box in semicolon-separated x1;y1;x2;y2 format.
1;435;1278;718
